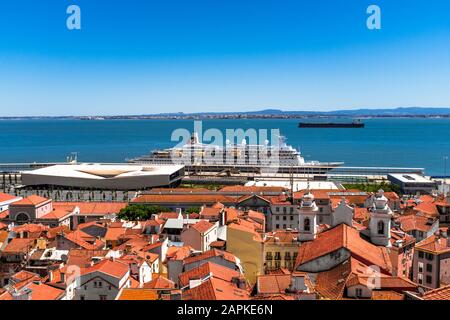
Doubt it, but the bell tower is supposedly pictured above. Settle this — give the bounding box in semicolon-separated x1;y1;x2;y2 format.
298;189;318;242
369;189;393;247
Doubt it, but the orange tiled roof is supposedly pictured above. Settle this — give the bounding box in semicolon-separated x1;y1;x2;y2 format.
39;208;74;220
183;277;249;300
62;230;104;250
0;210;9;219
2;238;35;254
24;282;65;300
353;207;369;222
81;259;129;279
105;227;126;241
179;261;241;287
257;274;291;294
13;223;48;234
190;220;215;234
264;230;299;244
54;202;127;216
143;275;175;289
117;288;158;300
0;192;19;203
12;195;49;206
421;285;450;300
397;214;436;233
66;249;108;267
295;224;392;274
372;290;404;300
200;207;222;218
415;234;450;254
166;245;193;261
183;249;237;265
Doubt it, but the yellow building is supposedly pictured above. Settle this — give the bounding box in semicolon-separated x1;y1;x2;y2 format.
263;230;301;272
226;219;264;285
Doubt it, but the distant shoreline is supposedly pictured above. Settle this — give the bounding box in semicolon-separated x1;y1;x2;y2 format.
2;107;450;120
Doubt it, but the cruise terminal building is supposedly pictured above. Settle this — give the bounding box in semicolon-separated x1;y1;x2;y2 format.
21;163;185;190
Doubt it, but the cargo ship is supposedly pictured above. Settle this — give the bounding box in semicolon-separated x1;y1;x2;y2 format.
298;119;364;128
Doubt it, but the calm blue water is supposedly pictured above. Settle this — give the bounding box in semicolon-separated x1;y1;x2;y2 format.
0;118;449;175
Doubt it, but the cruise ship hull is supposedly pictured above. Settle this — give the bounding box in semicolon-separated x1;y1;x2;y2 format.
127;160;344;175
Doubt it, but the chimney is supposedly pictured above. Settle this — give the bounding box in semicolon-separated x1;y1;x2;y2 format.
60;272;66;283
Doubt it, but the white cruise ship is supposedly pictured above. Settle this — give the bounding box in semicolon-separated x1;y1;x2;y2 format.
128;133;343;174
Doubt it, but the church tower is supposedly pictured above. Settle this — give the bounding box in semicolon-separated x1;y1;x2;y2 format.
369;189;393;247
298;190;318;241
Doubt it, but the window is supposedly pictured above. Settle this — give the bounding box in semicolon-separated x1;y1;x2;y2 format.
319;207;323;213
355;288;363;297
276;207;280;212
15;212;30;225
426;275;432;284
275;216;280;221
426;253;434;261
283;207;286;213
276;224;279;229
274;252;281;260
290;207;293;213
426;264;433;273
283;216;287;221
80;295;85;300
290;215;294;221
418;231;423;238
283;224;286;229
98;281;103;288
99;295;107;301
304;218;311;232
418;251;424;259
377;221;385;235
418;262;423;273
418;274;423;284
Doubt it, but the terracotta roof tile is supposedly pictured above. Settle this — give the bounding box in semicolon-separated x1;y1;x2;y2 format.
117;288;159;300
190;220;215;234
183;278;249;300
81;259;129;279
183;249;237;265
257;274;291;294
12;195;49;206
421;285;450;300
143;275;175;289
0;192;19;203
295;224;392;274
179;261;241;287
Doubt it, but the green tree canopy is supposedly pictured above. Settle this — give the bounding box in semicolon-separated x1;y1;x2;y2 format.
117;205;171;221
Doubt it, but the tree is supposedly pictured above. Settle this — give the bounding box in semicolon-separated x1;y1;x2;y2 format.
185;207;200;214
117;205;171;221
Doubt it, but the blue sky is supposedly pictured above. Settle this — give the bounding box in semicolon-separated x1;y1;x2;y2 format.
0;0;449;116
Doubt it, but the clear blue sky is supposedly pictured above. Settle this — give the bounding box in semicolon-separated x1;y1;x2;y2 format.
0;0;449;116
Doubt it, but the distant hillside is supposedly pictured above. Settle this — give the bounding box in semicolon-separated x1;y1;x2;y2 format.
150;107;450;117
3;107;450;119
